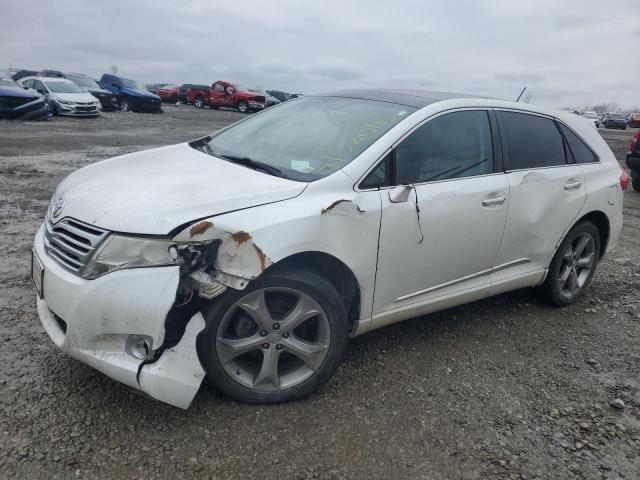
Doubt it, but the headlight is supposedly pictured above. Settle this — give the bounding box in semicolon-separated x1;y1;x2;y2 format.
81;234;182;279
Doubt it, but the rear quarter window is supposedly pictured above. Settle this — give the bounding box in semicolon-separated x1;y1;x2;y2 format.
558;124;598;164
496;111;566;170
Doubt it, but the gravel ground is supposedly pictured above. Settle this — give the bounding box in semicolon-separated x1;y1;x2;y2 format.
1;106;639;480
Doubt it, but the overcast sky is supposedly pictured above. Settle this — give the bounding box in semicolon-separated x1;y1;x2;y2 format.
2;0;638;108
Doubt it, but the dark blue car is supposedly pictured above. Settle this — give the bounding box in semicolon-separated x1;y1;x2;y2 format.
0;76;51;120
99;74;162;113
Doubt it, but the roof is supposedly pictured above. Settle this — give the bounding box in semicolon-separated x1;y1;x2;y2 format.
315;89;491;108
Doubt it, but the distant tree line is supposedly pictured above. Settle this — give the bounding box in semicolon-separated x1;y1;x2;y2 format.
562;102;640;115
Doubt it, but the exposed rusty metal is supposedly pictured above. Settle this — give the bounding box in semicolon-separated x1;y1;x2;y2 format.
189;221;214;237
321;199;364;215
253;244;268;272
231;230;252;245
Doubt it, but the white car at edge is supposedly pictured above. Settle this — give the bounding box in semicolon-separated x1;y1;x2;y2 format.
33;90;626;408
18;76;101;117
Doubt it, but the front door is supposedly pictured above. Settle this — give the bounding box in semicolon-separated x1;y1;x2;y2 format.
372;110;508;325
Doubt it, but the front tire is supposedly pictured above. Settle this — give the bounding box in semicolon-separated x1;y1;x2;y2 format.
536;221;600;307
194;96;204;108
237;100;249;113
199;268;348;403
120;98;130;112
632;175;640;192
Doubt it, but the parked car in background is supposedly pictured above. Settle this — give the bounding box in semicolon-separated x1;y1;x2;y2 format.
250;89;281;107
208;81;265;113
39;69;65;78
628;113;640;128
266;90;292;102
627;130;640;191
99;74;162;113
582;111;600;128
156;85;180;103
11;69;38;81
18;77;101;117
32;90;625;408
178;84;211;107
0;75;51;120
63;73;118;111
602;112;627;130
146;83;170;94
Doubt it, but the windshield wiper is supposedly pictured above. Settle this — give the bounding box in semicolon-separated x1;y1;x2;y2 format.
218;153;286;178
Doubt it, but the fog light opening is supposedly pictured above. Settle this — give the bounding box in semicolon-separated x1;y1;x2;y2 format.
125;335;153;360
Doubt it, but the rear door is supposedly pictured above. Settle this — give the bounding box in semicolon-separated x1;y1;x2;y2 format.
491;110;586;290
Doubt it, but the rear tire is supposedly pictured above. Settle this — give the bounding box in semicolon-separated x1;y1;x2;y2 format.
199;268;348;404
536;221;600;307
194;96;204;108
632;175;640;192
237;100;249;113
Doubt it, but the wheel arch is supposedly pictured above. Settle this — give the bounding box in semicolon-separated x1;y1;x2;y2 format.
574;210;610;259
265;251;361;334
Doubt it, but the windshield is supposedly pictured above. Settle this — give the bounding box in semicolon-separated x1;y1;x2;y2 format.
120;78;147;90
67;75;100;89
44;80;85;93
0;78;16;86
205;96;416;181
234;84;251;92
610;113;625;120
583;112;598;119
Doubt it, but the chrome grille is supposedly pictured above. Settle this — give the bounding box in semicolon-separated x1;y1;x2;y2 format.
44;218;109;274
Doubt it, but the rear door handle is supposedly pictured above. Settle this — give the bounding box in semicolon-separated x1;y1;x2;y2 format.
564;180;582;191
482;195;507;207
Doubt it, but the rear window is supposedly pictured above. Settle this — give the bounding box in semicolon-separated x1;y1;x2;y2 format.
496;111;566;170
559;124;598;164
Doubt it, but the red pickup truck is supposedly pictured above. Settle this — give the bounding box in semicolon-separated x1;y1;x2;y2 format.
207;81;266;113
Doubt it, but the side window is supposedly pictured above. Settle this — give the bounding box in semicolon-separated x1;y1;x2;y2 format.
214;83;225;92
360;154;392;189
33;80;45;92
496;111;566;170
558;124;598;164
395;110;494;184
22;80;33;88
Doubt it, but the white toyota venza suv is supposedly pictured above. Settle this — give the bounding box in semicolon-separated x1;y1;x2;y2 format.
33;90;626;408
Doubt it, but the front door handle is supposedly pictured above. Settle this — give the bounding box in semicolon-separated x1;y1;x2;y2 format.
564;180;582;191
482;195;507;207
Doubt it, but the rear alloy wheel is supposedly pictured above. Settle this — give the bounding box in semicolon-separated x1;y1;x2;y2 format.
120;98;130;112
200;269;348;403
537;221;600;307
194;96;204;108
237;100;249;113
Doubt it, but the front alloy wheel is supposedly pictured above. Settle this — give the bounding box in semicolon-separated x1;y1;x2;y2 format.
200;269;348;403
216;288;330;392
194;96;204;108
120;98;129;112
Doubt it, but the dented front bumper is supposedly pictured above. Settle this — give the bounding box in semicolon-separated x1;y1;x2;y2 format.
33;226;206;408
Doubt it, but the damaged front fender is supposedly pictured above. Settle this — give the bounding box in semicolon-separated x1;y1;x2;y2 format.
173;220;273;290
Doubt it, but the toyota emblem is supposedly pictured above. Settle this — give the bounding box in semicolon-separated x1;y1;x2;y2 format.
52;197;65;218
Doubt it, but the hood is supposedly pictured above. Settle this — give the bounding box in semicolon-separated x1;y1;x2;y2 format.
53;143;307;235
0;85;39;99
84;87;113;96
51;91;98;103
121;87;160;100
